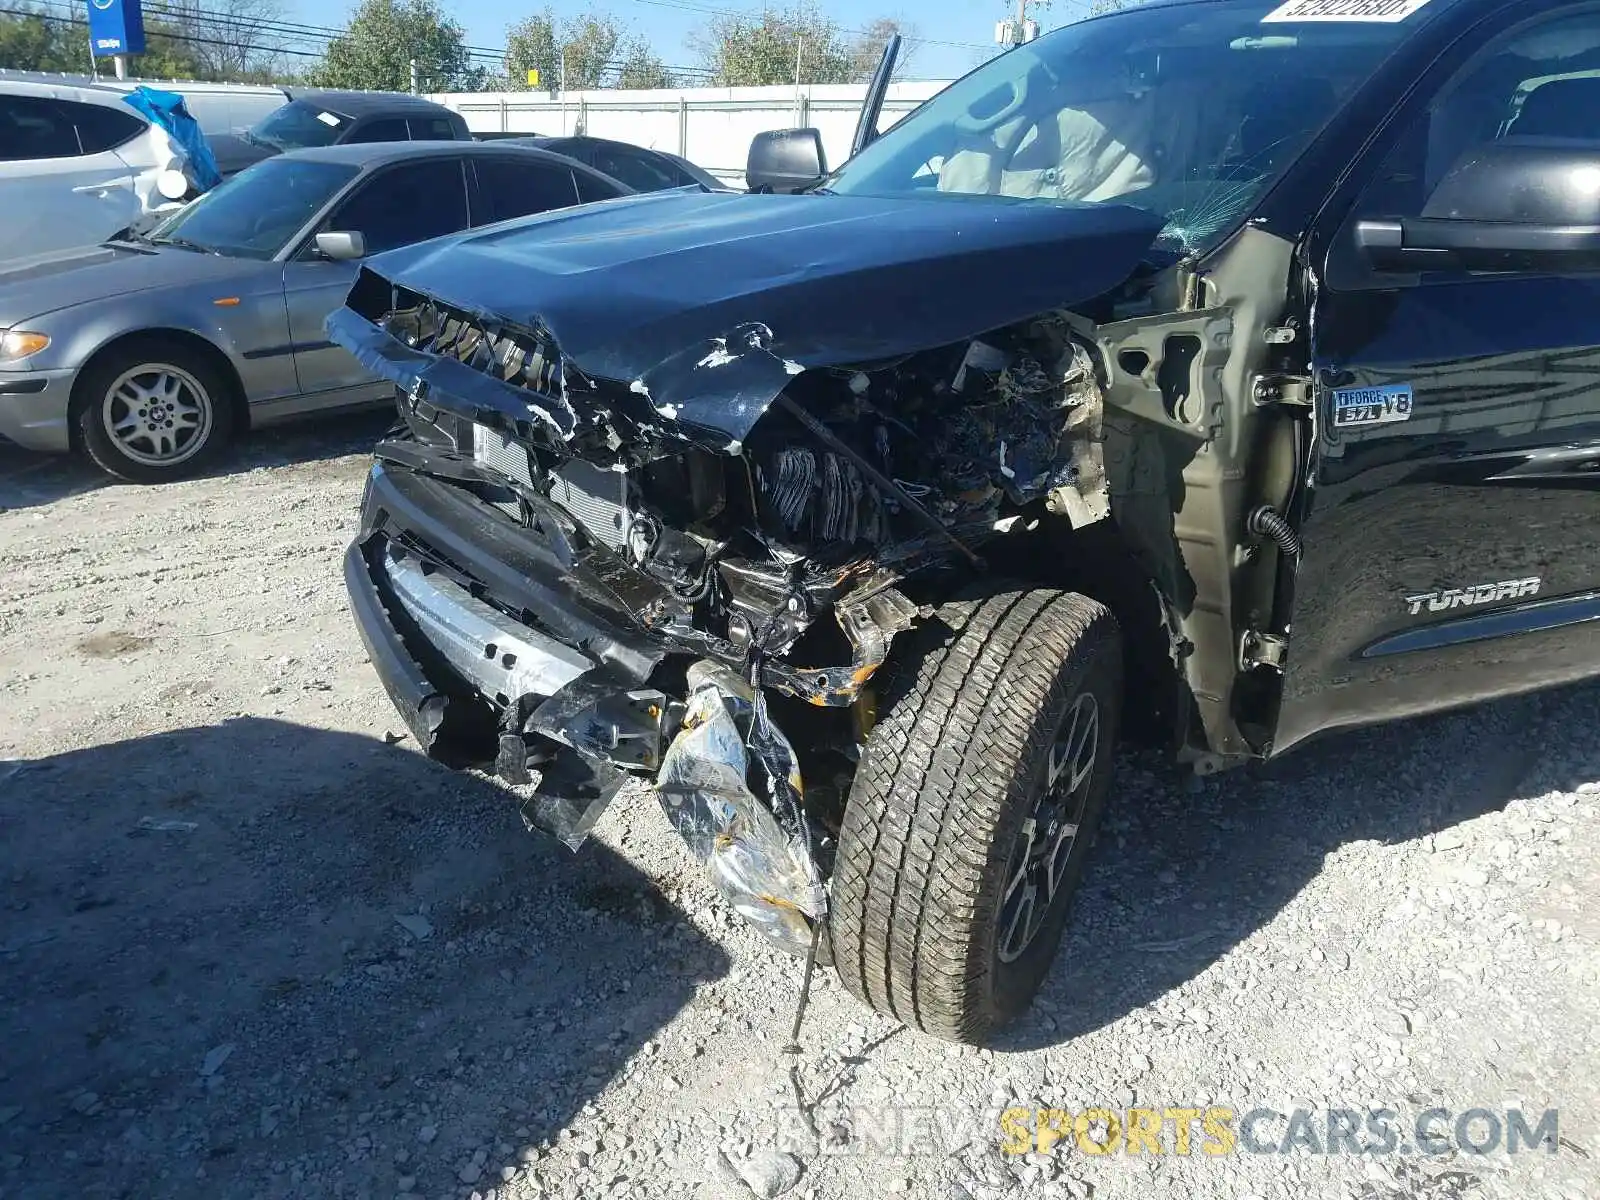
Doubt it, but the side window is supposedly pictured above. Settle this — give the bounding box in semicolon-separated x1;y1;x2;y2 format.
574;171;619;204
1357;11;1600;219
0;96;81;161
473;158;580;224
345;118;411;144
408;117;459;141
325;159;469;253
65;102;146;154
591;146;678;192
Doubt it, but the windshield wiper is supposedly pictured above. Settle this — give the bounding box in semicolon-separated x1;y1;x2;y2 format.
104;226;153;247
153;236;218;255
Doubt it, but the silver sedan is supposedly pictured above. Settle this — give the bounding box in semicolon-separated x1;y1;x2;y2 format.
0;140;629;482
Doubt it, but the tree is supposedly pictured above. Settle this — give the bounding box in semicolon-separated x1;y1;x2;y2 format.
312;0;483;93
0;3;204;77
847;16;918;82
134;24;210;78
502;10;671;91
697;4;855;87
505;10;618;91
154;0;293;81
0;5;80;72
616;37;674;90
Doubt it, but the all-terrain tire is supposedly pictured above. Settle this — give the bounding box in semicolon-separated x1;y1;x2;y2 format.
829;589;1122;1044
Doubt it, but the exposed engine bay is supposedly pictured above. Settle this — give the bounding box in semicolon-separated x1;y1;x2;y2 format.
364;291;1114;714
522;321;1090;685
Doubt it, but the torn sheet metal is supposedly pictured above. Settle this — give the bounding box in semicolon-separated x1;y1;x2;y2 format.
515;768;629;853
328;189;1164;451
506;678;676;850
656;661;826;955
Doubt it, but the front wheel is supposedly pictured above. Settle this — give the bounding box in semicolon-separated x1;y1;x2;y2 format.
828;589;1122;1045
76;343;235;483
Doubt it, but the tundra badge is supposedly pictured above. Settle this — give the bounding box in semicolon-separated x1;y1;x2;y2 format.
1405;577;1541;616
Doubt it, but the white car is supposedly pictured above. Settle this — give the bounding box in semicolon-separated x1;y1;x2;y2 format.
0;77;207;261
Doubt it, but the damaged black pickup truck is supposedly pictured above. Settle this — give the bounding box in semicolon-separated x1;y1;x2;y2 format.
331;0;1600;1044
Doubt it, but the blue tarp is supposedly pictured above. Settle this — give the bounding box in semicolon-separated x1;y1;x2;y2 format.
121;85;221;192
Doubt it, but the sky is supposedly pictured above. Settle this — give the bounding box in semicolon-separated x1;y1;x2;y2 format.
282;0;1101;82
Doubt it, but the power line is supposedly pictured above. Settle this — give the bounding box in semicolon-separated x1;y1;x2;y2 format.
0;4;324;57
6;0;887;85
625;0;994;51
25;0;512;60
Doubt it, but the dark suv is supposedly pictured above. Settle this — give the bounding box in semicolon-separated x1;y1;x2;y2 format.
210;90;470;177
332;0;1600;1044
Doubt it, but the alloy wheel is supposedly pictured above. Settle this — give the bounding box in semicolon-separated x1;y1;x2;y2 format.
101;363;214;468
996;691;1101;964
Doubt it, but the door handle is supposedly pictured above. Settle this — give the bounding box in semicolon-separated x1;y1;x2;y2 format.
71;177;133;197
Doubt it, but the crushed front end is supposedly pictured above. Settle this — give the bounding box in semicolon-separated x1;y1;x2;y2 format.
331;198;1155;954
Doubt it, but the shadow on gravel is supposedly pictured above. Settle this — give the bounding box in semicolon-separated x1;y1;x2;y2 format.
999;681;1600;1052
0;717;728;1199
0;408;392;512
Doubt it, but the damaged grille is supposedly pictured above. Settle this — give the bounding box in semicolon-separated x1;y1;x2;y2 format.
382;295;563;400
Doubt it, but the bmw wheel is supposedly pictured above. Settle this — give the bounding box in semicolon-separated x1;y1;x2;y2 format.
76;341;236;483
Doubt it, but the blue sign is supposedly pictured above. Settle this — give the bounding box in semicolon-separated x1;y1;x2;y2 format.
87;0;146;56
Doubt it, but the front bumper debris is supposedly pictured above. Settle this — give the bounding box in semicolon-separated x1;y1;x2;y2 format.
344;458;830;947
656;662;827;955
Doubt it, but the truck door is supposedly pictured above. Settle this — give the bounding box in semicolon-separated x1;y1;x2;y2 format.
1278;3;1600;752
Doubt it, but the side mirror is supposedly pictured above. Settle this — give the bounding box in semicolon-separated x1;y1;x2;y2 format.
746;128;827;194
1356;138;1600;273
314;230;366;261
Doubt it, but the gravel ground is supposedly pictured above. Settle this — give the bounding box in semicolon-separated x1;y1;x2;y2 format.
1;421;1595;1200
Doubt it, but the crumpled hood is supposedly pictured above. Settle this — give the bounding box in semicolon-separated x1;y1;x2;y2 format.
0;243;261;325
328;188;1165;448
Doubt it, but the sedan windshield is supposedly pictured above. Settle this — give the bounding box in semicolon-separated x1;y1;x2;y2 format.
828;0;1440;254
149;159;359;259
248;100;350;151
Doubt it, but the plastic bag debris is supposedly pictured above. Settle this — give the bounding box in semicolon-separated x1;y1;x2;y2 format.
655;661;826;955
121;86;221;192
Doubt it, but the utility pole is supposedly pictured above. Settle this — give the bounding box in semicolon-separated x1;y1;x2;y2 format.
793;34;804;125
996;0;1038;50
409;58;420;93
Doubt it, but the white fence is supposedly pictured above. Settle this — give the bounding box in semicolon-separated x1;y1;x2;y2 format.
429;81;950;184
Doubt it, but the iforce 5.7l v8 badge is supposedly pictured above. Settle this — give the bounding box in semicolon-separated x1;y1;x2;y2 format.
1332;383;1413;429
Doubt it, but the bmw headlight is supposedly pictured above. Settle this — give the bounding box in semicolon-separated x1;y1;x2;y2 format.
0;331;50;363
